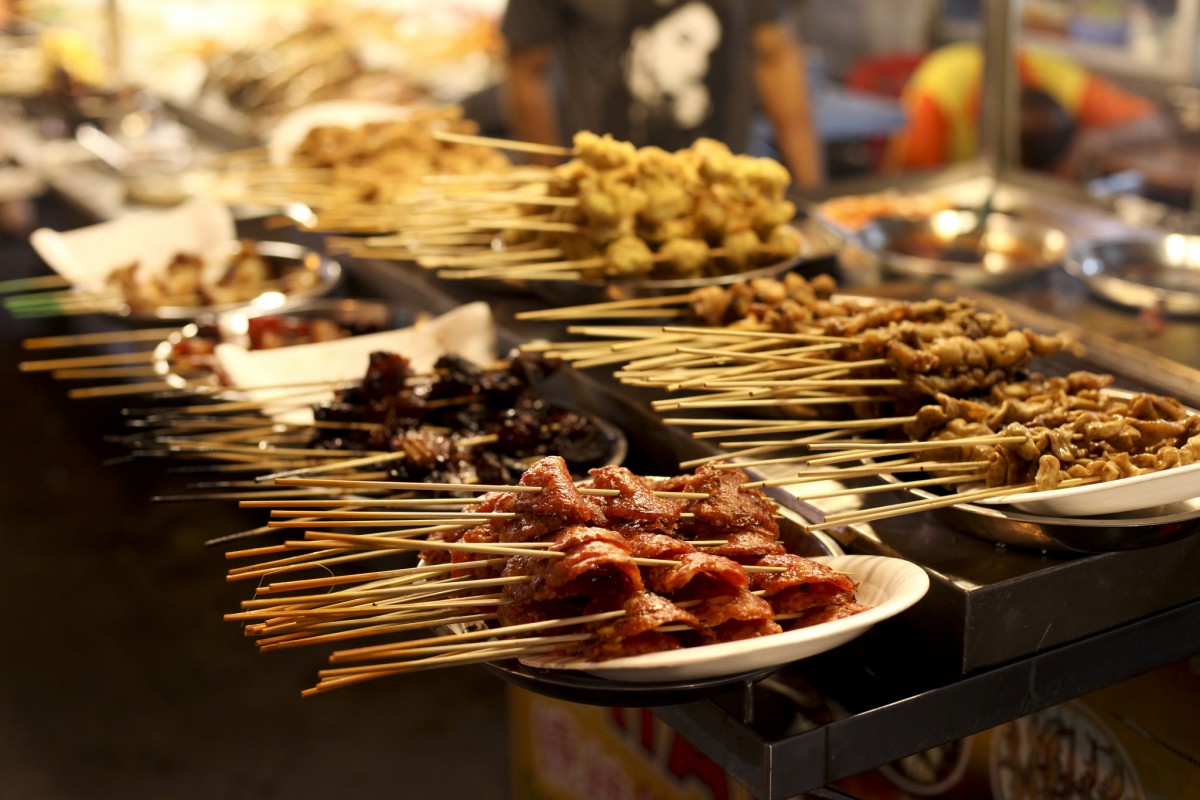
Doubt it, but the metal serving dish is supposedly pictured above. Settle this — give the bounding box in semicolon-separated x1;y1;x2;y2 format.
127;240;342;322
926;494;1200;553
152;298;427;389
1065;233;1200;316
853;210;1067;286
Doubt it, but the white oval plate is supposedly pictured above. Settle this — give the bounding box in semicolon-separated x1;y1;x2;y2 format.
518;554;929;683
978;459;1200;517
266;100;415;166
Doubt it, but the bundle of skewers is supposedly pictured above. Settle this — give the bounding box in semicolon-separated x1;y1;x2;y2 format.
118;350;619;515
223;455;870;695
329;130;808;282
2;240;324;320
516;272;1200;527
210;105;512;233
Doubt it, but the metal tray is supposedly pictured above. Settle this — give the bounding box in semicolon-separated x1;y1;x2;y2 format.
851;211;1067;287
92;240;343;322
152;298;427;389
1065;233;1200;316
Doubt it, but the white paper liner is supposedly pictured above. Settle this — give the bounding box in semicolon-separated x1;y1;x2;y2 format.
213;301;496;425
29;196;236;296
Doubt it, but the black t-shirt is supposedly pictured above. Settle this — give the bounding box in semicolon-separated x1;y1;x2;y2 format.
502;0;780;152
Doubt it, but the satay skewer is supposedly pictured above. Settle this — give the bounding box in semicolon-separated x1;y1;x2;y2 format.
19;350;157;372
0;273;72;293
22;326;181;349
432;129;574;157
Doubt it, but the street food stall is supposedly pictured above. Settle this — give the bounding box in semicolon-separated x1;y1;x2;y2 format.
3;1;1200;798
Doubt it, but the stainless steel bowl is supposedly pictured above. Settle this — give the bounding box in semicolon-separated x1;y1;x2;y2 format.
153;298;426;389
119;240;343;321
853;210;1068;286
1065;233;1200;316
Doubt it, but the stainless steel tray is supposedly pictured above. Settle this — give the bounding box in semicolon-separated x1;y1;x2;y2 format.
1065;232;1200;316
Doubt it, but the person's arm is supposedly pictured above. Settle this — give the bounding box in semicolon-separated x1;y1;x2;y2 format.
750;22;823;188
504;43;562;154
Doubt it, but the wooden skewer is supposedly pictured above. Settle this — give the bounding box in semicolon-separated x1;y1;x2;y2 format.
259;612;499;652
53;366;162;379
457;191;579;208
69;381;178;399
800;473;983;500
22;326;180;349
19;350;157;372
240;497;482;508
273;476;709;500
417;248;564;267
806;436;1024;450
745;460;993;489
421;170;554;185
516;293;695;321
432;130;574;157
0;274;72;293
683;416;915;440
805;482;1044;530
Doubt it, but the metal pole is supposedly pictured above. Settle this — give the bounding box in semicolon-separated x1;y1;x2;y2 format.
104;0;122;90
979;0;1018;176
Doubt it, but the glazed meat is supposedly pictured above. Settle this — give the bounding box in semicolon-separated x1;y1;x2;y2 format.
581;591;705;660
655;463;779;540
749;554;859;614
588;465;682;535
491;456;605;543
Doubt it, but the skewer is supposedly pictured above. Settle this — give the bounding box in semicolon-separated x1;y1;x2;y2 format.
53;366;162;379
19;350;157;372
0;274;72;293
421;170;554;185
799;473;983;500
744;460;994;489
69;381;177;399
431;130;574;157
682;416;915;440
22;327;180;349
516;293;695;321
272;476;709;500
804;482;1045;530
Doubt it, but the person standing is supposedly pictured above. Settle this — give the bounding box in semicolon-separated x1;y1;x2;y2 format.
501;0;823;187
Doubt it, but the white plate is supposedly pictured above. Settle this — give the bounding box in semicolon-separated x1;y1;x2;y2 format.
266;100;415;166
978;459;1200;517
517;554;929;683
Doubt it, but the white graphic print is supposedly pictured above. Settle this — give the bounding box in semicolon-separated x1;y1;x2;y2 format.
624;2;722;129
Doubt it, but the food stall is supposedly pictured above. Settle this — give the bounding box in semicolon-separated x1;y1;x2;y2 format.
3;1;1200;799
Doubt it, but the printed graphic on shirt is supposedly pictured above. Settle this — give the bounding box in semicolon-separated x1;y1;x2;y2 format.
623;2;722;131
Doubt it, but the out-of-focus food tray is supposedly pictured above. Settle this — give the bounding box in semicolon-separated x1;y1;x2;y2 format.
1065;232;1200;316
152;298;427;388
852;210;1068;287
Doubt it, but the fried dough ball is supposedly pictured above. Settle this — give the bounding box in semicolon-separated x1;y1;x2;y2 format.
604;236;655;277
574;131;638;170
659;238;711;277
722;229;762;270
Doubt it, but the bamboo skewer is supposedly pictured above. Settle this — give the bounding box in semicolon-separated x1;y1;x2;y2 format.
432;130;574;157
0;274;72;293
19;350;157;372
22;327;180;349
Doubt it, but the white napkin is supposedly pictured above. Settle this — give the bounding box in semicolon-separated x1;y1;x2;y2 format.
29;196;235;295
213;301;497;425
